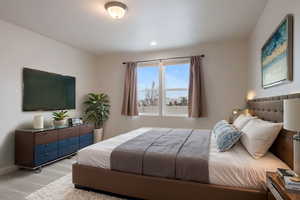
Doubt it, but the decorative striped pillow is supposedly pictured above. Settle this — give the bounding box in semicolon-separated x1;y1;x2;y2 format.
212;120;228;137
212;120;242;152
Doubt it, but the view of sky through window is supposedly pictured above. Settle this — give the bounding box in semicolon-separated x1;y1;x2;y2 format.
137;62;189;115
137;65;160;115
137;66;159;96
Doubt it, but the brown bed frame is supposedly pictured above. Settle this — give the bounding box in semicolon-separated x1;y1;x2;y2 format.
73;94;298;200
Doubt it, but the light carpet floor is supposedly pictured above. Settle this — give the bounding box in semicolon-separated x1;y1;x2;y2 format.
26;173;125;200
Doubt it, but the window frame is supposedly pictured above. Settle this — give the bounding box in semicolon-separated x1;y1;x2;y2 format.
137;60;190;117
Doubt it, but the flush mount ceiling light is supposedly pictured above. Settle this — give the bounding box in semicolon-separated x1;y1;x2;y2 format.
150;41;157;46
105;1;127;19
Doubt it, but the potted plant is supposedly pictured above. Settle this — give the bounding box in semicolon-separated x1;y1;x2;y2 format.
84;93;110;142
52;110;69;128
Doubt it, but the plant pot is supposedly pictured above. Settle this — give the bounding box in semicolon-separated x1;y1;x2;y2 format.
94;128;103;143
53;119;67;128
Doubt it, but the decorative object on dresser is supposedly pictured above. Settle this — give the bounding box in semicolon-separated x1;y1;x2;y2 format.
84;93;110;143
267;172;300;200
261;14;293;89
15;124;93;171
284;99;300;175
68;118;83;127
33;115;44;129
52;110;69;128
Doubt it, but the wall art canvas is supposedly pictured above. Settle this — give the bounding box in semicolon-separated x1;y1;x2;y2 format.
261;15;293;88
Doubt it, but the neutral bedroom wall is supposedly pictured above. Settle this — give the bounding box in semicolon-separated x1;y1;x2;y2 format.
247;0;300;98
96;40;248;139
0;19;98;174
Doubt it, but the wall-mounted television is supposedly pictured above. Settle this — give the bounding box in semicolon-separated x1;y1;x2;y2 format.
22;68;76;111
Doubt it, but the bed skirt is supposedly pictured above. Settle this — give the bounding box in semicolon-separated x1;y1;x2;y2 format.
72;163;270;200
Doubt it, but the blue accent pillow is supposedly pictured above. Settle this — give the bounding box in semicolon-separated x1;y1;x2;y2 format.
212;120;242;152
212;120;228;137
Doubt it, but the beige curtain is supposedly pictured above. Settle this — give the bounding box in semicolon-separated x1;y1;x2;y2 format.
121;62;138;116
188;56;202;118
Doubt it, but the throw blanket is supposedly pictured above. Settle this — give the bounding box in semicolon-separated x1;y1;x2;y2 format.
110;128;211;183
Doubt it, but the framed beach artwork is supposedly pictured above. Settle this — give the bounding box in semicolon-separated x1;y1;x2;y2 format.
261;14;293;88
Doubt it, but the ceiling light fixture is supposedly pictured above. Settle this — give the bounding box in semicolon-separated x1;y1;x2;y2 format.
150;41;157;46
105;1;127;19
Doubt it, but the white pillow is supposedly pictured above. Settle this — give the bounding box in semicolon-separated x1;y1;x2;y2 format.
233;114;256;130
240;119;282;159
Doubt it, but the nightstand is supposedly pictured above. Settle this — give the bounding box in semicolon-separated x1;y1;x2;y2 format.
266;172;300;200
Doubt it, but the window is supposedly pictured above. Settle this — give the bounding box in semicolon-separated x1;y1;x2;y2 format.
137;64;160;115
137;59;190;116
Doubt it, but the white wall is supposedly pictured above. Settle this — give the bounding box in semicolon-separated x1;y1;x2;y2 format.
97;40;248;139
248;0;300;98
0;19;98;173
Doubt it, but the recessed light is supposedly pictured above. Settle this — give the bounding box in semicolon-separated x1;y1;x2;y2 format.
105;1;127;19
150;41;157;46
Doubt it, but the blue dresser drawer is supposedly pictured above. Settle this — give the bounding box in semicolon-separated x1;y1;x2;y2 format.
58;143;68;156
69;137;79;145
58;136;79;157
35;142;58;153
35;141;58;166
79;133;93;149
35;151;58;166
69;144;78;152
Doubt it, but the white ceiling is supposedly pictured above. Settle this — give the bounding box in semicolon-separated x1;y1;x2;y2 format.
0;0;267;55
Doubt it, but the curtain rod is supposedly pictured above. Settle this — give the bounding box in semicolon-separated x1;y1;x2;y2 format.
122;54;205;65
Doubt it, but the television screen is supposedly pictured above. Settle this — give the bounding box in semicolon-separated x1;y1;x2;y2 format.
23;68;76;111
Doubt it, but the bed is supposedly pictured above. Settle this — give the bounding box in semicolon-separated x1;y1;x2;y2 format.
72;94;297;200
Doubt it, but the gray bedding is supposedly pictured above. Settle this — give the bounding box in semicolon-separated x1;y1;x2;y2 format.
110;128;211;183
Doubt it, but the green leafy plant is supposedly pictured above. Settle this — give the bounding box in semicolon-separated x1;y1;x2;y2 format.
84;93;110;129
52;110;69;121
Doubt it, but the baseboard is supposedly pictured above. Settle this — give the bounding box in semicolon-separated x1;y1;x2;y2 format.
0;165;18;175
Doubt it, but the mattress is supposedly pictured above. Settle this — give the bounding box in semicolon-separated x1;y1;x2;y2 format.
77;127;289;190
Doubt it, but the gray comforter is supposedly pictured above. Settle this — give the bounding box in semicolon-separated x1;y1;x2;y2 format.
110;128;211;183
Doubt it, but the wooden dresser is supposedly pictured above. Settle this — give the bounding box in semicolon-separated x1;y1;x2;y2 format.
15;124;94;169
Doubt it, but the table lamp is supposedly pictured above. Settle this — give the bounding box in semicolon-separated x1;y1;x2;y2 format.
284;99;300;175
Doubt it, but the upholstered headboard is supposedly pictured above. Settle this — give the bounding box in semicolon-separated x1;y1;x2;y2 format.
247;94;299;169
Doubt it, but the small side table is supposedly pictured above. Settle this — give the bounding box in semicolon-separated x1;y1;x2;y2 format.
266;172;300;200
